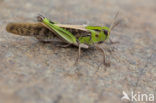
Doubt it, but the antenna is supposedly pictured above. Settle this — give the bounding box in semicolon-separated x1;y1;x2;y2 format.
109;11;120;32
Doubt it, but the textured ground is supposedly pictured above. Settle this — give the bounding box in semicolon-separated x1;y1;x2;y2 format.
0;0;156;103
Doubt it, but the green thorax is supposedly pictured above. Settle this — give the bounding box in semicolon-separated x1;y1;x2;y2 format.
78;26;110;45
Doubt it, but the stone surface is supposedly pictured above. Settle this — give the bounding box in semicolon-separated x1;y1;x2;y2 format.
0;0;156;103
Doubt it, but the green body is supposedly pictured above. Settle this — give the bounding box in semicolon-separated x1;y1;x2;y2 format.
39;16;110;47
79;27;110;45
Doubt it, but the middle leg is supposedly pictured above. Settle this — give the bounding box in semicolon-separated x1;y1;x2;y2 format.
95;45;110;67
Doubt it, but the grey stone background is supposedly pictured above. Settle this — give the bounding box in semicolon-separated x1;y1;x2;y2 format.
0;0;156;103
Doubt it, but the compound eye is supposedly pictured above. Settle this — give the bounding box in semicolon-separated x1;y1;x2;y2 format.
103;30;108;36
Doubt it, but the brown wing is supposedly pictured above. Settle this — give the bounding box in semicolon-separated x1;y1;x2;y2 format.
6;22;51;36
6;22;61;42
56;24;86;30
55;24;90;37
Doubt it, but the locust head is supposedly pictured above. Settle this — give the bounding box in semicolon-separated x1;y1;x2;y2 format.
101;27;110;40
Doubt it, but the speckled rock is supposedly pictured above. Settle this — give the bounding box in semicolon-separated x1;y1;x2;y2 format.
0;0;156;103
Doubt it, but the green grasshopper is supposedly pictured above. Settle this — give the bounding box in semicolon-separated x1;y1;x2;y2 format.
6;13;119;66
37;13;119;66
